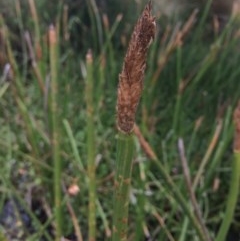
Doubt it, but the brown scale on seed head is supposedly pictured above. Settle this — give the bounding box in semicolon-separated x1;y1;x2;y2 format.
117;1;156;134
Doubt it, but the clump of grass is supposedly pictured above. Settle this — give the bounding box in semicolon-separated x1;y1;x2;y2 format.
1;0;240;240
113;1;156;241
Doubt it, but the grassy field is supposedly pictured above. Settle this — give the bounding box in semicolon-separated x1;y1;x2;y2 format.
0;0;240;240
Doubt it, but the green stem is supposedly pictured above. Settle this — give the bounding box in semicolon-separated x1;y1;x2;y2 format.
28;0;40;45
192;120;222;190
49;26;62;240
16;98;40;159
215;151;240;241
63;119;84;170
172;46;182;134
112;133;135;241
85;52;96;241
193;0;212;42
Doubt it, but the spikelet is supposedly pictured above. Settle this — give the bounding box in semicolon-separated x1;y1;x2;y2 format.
117;1;156;134
233;101;240;151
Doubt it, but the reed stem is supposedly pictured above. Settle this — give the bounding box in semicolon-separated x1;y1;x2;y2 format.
85;50;96;241
112;133;134;241
215;151;240;241
215;102;240;241
49;25;62;240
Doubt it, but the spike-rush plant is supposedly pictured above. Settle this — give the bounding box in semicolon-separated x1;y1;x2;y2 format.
112;2;156;241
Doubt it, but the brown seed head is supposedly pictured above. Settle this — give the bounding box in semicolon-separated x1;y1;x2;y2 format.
117;1;156;134
48;24;57;45
233;101;240;151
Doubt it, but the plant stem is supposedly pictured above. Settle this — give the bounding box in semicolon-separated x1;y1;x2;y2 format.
49;25;62;240
63;119;84;170
192;120;223;190
172;46;182;134
178;138;211;241
112;132;135;241
113;2;155;240
215;151;240;241
85;50;96;241
28;0;40;44
16;98;40;159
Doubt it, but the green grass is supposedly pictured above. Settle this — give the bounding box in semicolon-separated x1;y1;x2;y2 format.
0;1;240;240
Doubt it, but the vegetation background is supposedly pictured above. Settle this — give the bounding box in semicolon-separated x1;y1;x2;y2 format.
0;0;240;240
